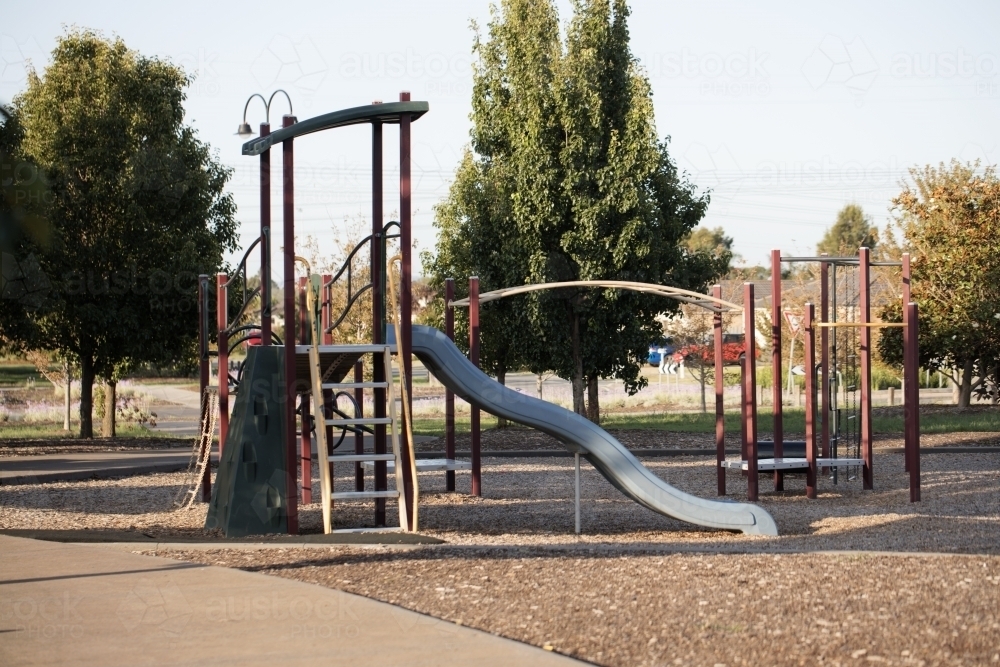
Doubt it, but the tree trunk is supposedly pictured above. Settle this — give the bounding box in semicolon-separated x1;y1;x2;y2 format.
63;360;71;432
586;375;600;424
496;364;508;429
958;358;974;408
571;313;586;416
102;380;116;438
79;354;95;439
699;369;707;413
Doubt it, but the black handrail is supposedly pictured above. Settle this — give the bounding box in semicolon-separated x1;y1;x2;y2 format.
323;221;401;336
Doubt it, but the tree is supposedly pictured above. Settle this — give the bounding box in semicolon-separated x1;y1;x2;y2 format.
686;226;733;257
817;203;878;255
878;160;1000;407
431;0;718;423
12;29;238;437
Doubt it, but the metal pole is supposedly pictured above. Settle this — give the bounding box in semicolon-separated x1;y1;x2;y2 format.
902;252;912;472
740;356;747;470
905;301;921;502
398;91;416;530
445;277;456;492
574;452;581;534
260;122;271;345
859;247;874;490
298;277;311;504
713;285;725;496
354;360;364;492
469;276;481;497
770;249;783;491
198;274;211;501
282;114;298;534
216;273;229;456
820;258;830;462
371;112;387;526
744;282;758;501
805;303;817;499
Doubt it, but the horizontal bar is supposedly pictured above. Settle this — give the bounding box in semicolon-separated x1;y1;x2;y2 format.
331;490;399;500
721;457;865;471
780;256;902;266
363;458;473;472
815;322;905;328
326;417;393;426
321;382;389;390
329;454;396;463
295;344;392;355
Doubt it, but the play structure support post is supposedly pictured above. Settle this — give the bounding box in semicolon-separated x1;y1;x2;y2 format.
198;274;211;501
805;303;817;499
371;114;387;526
298;277;311;504
820;258;830;462
713;284;725;496
743;282;759;501
216;272;229;455
770;249;784;491
354;360;364;492
574;452;581;534
259;122;271;345
469;276;482;497
902;252;912;472
859;247;874;490
444;278;457;492
397;91;416;530
739;356;747;471
905;301;921;501
282;114;299;534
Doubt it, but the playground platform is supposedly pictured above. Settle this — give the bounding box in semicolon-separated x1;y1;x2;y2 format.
0;534;582;666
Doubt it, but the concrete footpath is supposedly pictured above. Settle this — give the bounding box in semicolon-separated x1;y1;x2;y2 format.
0;534;581;666
0;450;207;485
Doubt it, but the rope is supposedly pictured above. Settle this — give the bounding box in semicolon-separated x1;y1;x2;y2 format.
174;388;219;509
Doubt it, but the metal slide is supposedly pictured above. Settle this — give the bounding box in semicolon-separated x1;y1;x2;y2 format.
411;325;778;536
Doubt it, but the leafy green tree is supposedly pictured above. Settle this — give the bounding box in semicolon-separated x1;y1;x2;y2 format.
685;226;733;257
428;0;718;422
817;203;878;255
878;160;1000;407
12;29;238;437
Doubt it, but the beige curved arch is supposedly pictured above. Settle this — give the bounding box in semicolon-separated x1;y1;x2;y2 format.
448;280;741;313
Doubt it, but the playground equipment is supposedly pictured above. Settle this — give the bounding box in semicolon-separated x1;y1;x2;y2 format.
719;248;921;502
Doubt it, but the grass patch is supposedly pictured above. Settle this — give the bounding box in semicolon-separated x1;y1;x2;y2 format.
0;364;53;388
412;406;1000;437
0;423;165;440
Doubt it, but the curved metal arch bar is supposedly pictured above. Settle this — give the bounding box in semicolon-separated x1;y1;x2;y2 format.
449;280;741;313
224;323;283;345
242;101;429;156
222;286;261;334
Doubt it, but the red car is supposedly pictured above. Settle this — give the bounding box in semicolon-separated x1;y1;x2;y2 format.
675;334;756;367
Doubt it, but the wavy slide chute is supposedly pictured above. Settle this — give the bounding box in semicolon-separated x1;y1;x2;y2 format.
410;325;778;536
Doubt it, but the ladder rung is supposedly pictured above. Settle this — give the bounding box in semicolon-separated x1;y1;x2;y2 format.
332;490;399;500
328;454;396;463
321;382;389;390
326;417;393;426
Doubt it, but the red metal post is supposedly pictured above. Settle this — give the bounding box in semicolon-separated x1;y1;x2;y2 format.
282;114;298;534
905;302;921;502
820;259;830;462
770;249;784;491
805;303;817;499
469;276;482;497
260;122;272;345
397;91;416;529
744;282;758;501
739;356;748;477
354;360;365;492
371;115;387;526
216;273;229;455
298;277;311;504
714;285;725;496
444;278;457;492
859;247;874;490
198;274;211;501
902;253;912;472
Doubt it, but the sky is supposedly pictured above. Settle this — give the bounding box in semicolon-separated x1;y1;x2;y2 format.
2;0;998;277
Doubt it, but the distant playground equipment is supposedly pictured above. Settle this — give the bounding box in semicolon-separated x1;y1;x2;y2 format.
189;95;919;538
717;249;921;503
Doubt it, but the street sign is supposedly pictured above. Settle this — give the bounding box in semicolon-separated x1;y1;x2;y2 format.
783;309;802;335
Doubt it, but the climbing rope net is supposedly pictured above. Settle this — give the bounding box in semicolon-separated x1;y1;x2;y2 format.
174;387;219;509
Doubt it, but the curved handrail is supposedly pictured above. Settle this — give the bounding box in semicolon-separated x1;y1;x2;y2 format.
220;233;266;335
449;280;741;313
322;221;402;335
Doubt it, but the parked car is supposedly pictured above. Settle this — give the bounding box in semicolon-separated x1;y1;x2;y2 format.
647;337;675;366
676;333;758;367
